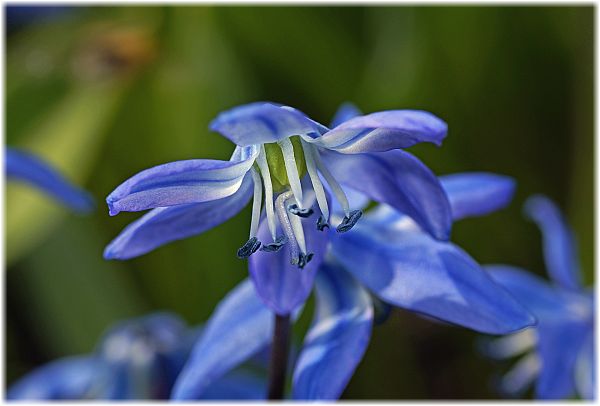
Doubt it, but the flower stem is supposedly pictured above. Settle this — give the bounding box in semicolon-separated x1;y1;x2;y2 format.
267;313;291;400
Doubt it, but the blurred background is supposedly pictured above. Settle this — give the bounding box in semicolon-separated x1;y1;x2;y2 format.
5;5;593;399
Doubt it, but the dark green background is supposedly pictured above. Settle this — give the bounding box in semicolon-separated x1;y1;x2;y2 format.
6;6;594;399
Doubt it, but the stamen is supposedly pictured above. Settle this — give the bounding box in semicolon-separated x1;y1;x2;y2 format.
312;148;350;217
301;140;330;226
260;235;288;252
297;252;314;269
336;210;363;233
275;191;300;265
249;168;263;238
316;216;329;231
278;138;304;207
288;208;308;254
255;145;277;241
237;237;261;259
288;204;313;218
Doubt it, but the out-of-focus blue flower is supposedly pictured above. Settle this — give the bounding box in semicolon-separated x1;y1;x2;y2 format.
7;313;267;400
6;148;94;213
170;105;536;401
6;6;73;33
481;195;594;400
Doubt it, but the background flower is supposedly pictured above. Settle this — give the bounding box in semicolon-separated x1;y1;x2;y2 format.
8;313;268;400
482;196;594;400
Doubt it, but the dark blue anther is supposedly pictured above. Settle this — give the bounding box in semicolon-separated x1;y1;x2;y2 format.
288;204;313;218
236;237;261;259
336;210;363;233
297;252;314;269
316;215;329;231
260;236;288;252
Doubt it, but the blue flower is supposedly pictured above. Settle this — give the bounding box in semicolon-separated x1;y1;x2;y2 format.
7;312;267;400
6;147;94;213
481;195;594;400
170;106;536;400
104;101;452;267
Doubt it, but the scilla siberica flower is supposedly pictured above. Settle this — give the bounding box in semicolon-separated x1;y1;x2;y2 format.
104;101;451;264
169;106;536;400
7;313;268;400
482;196;594;400
6;148;94;213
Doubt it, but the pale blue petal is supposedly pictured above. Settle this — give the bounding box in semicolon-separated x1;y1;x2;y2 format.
210;102;323;146
171;279;272;400
106;146;257;216
485;265;572;320
328;184;370;216
292;262;373;400
330;102;362;128
307;110;447;153
497;353;540;397
90;312;188;400
104;172;253;260
7;356;95;400
535;321;589;399
201;371;266;400
330;221;536;334
439;172;516;221
524;195;581;290
322;149;452;241
6;148;94;213
575;331;595;400
249;210;330;315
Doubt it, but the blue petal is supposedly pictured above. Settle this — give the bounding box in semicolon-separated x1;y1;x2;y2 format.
210;102;323;146
575;331;595;400
200;370;266;400
91;312;188;400
172;279;272;400
485;265;576;320
534;321;589;399
292;262;373;400
6;148;94;213
330;221;536;334
106;146;257;216
104;172;253;260
249;211;330;315
307;110;447;153
328;184;371;217
330;102;362;128
322;149;452;241
439;172;516;221
524;195;582;290
7;356;96;400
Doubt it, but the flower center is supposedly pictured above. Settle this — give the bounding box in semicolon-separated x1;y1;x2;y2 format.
237;136;363;267
263;137;307;192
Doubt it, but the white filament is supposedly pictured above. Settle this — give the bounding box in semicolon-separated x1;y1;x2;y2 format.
255;145;277;241
301;140;330;222
275;191;299;262
312;148;350;217
288;205;307;254
249;168;263;238
278;138;304;208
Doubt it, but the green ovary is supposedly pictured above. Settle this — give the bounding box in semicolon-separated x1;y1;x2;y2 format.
263;136;307;192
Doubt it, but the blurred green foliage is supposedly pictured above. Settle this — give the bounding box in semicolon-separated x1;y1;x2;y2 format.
6;6;593;399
